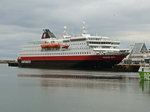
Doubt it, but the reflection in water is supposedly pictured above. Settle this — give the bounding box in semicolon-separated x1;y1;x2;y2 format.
140;80;150;94
40;78;130;93
17;69;141;93
40;78;117;88
18;73;139;93
18;74;123;79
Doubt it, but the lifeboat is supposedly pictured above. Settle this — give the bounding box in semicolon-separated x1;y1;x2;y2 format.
41;43;60;48
62;44;69;48
50;43;60;48
41;43;50;48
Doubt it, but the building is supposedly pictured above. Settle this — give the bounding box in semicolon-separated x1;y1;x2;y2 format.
122;43;150;64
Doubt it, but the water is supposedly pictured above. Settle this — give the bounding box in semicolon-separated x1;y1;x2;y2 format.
0;64;150;112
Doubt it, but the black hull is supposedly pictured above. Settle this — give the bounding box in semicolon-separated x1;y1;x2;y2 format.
18;60;121;70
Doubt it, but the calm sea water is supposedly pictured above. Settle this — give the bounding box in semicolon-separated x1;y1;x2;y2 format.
0;64;150;112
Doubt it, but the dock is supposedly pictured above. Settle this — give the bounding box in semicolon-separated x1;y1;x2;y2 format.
0;60;16;63
0;60;18;67
113;64;141;72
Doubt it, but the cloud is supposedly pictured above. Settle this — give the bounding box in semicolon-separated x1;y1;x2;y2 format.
0;0;150;59
0;25;40;59
112;30;150;49
114;30;150;42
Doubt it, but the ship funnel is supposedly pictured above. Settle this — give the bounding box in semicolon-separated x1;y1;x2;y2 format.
42;29;56;39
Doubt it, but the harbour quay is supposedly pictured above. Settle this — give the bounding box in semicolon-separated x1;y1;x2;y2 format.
114;43;150;72
0;60;18;67
0;60;16;63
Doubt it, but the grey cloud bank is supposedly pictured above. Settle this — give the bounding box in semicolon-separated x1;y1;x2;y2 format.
0;0;150;59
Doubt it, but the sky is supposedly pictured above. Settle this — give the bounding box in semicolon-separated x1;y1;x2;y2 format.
0;0;150;59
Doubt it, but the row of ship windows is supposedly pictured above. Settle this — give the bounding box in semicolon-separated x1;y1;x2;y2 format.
70;43;86;45
88;42;119;45
70;47;89;50
90;46;111;48
88;38;103;40
21;52;92;56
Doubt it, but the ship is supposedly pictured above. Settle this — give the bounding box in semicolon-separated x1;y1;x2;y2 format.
138;58;150;80
17;22;129;70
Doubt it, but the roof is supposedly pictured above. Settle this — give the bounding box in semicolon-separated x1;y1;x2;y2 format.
131;43;148;54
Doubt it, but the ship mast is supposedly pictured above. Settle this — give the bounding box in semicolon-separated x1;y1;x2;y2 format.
82;21;87;34
63;26;68;36
63;26;71;39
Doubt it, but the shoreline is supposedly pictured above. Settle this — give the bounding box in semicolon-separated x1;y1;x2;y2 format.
0;60;17;63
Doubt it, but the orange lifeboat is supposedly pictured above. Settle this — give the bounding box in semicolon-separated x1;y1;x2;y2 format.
41;43;50;48
41;43;60;48
50;43;60;48
62;44;69;48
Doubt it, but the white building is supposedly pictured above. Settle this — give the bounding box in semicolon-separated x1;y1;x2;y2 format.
122;43;150;64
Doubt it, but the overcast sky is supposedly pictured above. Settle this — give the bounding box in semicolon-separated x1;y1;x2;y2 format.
0;0;150;59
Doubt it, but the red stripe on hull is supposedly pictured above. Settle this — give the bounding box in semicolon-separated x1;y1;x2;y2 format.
18;55;126;61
